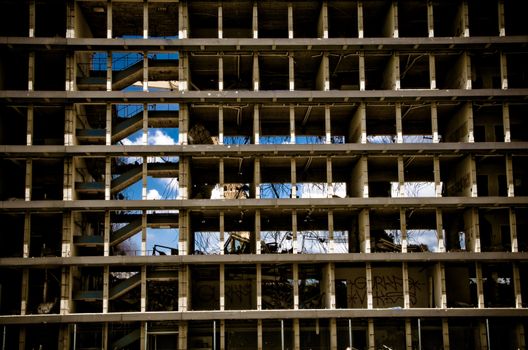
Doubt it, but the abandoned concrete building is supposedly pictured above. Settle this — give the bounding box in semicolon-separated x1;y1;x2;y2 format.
1;0;528;349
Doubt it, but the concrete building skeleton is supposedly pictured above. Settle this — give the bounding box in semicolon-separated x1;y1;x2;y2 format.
0;0;528;349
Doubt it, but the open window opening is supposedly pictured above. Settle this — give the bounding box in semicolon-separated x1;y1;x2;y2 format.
445;264;478;308
109;267;141;312
262;264;293;309
225;265;256;310
191;265;220;310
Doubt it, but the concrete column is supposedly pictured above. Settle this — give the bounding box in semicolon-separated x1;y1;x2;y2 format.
60;266;73;314
498;0;505;36
383;0;398;38
509;208;518;253
289;105;296;143
65;53;76;92
105;103;112;145
434;262;447;308
28;52;34;91
178;104;188;145
325;105;331;144
395;103;403;143
366;262;373;309
400;209;407;252
502;103;510;142
103;265;109;313
348;156;368;198
23;212;30;258
500;51;508;90
465;208;480;252
105;157;111;200
326;157;333;198
359;209;371;253
478;320;488;350
293;263;299;308
106;52;112;91
143;1;148;38
290;158;298;199
178;52;189;92
292;210;298;254
219;158;225;199
429;54;436;89
293;319;300;350
436;209;446;252
434;156;441;197
58;325;70;350
104;210;110;256
357;1;364;38
178;210;189;255
253;54;259;91
348;103;366;143
218;105;224;144
316;52;330;91
288;2;293;38
402;262;410;308
254;158;261;198
252;1;258;38
140;322;147;350
460;1;470;37
506;154;514;197
218;55;224;91
63;157;74;201
255;209;261;254
475;262;484;308
143;52;148;91
178;322;187;350
141;104;148;145
513;263;522;308
441;318;450;350
382;53;400;90
257;319;263;350
219;263;225;310
515;323;525;350
141;158;147;200
141;210;147;255
102;323;109;350
218;2;223;38
20;269;29;315
367;319;375;350
329;318;337;350
219;211;225;254
141;265;147;312
220;320;225;350
178;1;189;39
24;159;32;201
289;53;295;91
178;266;189;311
397;156;405;197
65;105;74;145
253;104;260;144
427;1;434;37
106;1;112;38
328;211;334;253
26;105;33;146
28;0;35;37
431;102;439;143
317;1;328;39
256;264;262;310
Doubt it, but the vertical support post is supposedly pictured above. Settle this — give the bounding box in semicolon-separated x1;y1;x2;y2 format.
140;322;147;350
475;262;484;308
104;210;110;256
63;157;73;201
28;0;35;37
513;263;522;308
291;158;297;198
26;105;33;146
256;264;262;310
441;318;450;350
218;55;224;91
143;52;148;91
289;105;296;143
257;319;263;350
103;265;109;313
500;52;508;90
219;211;225;254
25;160;32;201
498;0;505;36
400;209;407;253
317;1;328;39
427;1;434;37
289;53;295;91
220;320;225;350
252;1;258;38
142;104;148;145
65;53;76;92
506;155;514;197
317;52;330;91
326;157;333;198
219;158;225;199
141;265;147;312
293;319;300;350
20;269;29;315
218;105;224;144
357;1;364;38
402;262;410;308
366;263;373;309
106;52;112;91
28;52;35;91
105;103;112;145
460;1;469;37
434;156;442;197
436;209;446;252
178;1;188;39
429;54;436;89
509;208;518;253
515;323;526;350
65;105;74;145
293;263;299;309
23;212;30;258
397;156;405;197
479;320;488;350
142;158;147;200
178;210;189;255
253;104;260;144
502;103;510;143
359;209;370;253
359;52;365;91
395;103;403;143
178;265;188;311
219;263;225;310
178;322;187;350
107;1;112;39
288;2;293;38
179;104;188;145
254;158;261;199
405;319;412;350
367;319;375;350
292;210;298;254
178;52;189;91
431;102;439;143
143;0;148;39
141;210;147;255
218;1;223;38
255;209;261;254
328;211;334;253
253;53;259;91
105;157;111;200
325;105;331;144
60;266;71;314
329;318;337;350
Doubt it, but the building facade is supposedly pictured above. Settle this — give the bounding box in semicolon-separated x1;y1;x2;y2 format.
1;0;528;349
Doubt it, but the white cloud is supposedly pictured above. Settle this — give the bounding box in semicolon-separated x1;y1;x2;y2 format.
146;189;162;200
122;129;176;146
